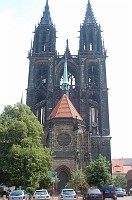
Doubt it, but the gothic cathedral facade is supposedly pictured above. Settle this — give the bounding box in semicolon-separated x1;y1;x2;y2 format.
26;0;111;190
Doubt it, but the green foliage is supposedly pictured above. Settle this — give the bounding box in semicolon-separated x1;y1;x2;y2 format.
66;169;86;191
26;187;35;197
112;175;127;188
0;103;52;190
86;154;112;187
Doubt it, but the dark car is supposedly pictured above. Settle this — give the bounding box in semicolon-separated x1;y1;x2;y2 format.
83;187;103;200
99;185;117;200
115;187;124;197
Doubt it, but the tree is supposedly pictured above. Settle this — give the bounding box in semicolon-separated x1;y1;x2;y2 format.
66;169;86;191
78;182;90;193
112;175;127;189
86;154;112;187
0;103;52;190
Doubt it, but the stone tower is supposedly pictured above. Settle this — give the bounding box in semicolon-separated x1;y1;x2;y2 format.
26;0;111;189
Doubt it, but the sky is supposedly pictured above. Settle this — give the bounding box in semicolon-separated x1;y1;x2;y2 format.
0;0;132;159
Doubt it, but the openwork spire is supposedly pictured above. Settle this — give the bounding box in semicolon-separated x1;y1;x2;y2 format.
40;0;53;25
65;39;71;58
84;0;97;25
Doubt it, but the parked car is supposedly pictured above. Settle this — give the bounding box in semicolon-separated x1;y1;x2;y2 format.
8;190;29;200
122;189;127;196
58;188;77;200
115;187;124;197
99;185;117;200
129;188;132;196
33;189;50;200
1;191;8;198
83;187;103;200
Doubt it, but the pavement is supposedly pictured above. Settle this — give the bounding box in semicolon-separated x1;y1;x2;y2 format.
51;196;132;200
51;197;82;200
51;197;132;200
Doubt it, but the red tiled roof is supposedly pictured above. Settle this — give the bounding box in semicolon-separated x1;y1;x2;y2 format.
112;158;132;174
112;159;124;174
48;94;83;121
124;165;132;173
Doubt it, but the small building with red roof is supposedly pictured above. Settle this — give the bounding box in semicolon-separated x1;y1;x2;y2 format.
45;94;90;191
112;158;132;191
112;158;132;178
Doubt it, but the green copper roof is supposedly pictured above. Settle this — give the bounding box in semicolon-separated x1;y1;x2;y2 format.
61;53;69;94
63;54;68;84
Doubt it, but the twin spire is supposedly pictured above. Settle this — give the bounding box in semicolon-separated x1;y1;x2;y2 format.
41;0;96;26
40;0;52;25
40;0;97;95
84;0;96;25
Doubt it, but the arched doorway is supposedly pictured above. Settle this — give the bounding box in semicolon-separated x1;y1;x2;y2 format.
56;165;71;193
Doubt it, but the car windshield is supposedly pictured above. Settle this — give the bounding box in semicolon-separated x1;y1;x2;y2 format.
88;189;101;194
10;191;23;196
100;185;115;190
63;190;74;195
35;191;47;195
115;188;122;191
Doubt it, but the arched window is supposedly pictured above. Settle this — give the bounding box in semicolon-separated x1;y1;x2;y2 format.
36;105;46;125
88;65;99;88
89;106;99;133
89;32;93;51
60;72;75;89
90;43;93;51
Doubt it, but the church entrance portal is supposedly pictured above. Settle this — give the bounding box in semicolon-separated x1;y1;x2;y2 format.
56;166;71;192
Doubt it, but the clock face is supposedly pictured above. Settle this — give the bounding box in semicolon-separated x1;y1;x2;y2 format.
92;122;97;128
57;133;71;146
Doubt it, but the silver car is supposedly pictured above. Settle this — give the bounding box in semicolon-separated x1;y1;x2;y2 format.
59;189;77;200
33;189;50;200
9;190;29;200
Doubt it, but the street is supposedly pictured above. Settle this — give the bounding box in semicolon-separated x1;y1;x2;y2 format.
117;197;132;200
51;196;132;200
1;195;132;200
114;197;132;200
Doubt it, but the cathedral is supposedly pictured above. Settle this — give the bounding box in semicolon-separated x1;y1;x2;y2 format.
26;0;111;190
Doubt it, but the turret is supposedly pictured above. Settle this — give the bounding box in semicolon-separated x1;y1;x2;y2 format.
79;0;103;54
32;0;56;54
